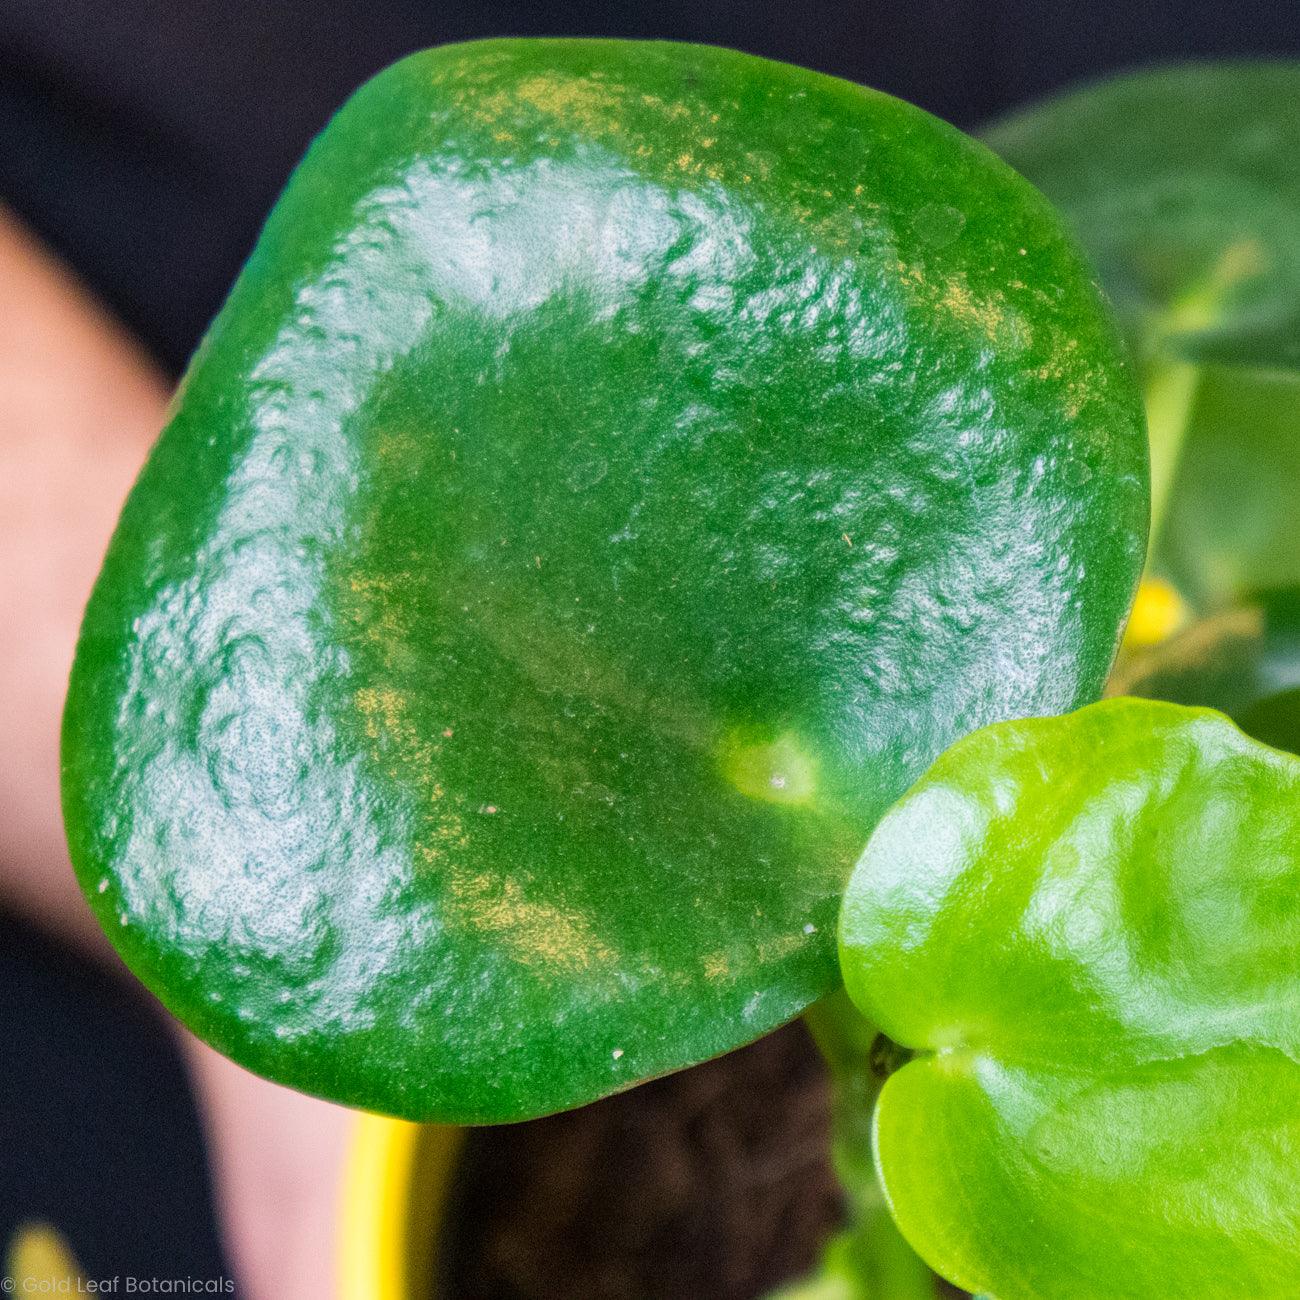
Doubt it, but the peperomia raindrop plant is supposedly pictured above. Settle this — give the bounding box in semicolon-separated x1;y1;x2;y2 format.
58;40;1300;1299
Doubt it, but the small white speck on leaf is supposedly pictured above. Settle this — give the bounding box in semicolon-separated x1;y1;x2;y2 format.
612;1048;624;1060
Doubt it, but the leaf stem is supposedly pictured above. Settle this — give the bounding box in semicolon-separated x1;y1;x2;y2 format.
762;990;941;1299
1143;350;1202;553
1144;244;1257;554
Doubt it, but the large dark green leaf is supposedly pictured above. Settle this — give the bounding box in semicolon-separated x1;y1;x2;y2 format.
841;699;1300;1298
986;63;1300;611
62;39;1146;1122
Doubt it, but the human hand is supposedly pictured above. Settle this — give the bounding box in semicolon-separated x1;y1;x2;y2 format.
0;205;350;1300
180;1032;353;1300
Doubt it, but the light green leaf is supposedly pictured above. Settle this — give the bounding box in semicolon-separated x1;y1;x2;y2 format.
841;698;1300;1299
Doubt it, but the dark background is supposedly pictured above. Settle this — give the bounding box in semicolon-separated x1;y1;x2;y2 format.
2;0;1299;1291
6;0;1300;376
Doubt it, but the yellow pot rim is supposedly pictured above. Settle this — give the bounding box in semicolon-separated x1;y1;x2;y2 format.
337;1114;463;1300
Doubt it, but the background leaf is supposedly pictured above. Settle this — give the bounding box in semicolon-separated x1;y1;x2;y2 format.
841;699;1300;1298
1113;586;1300;753
986;63;1300;611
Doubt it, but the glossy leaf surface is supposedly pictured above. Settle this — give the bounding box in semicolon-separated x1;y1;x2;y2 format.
63;39;1146;1122
986;63;1300;610
1114;586;1300;753
841;699;1300;1298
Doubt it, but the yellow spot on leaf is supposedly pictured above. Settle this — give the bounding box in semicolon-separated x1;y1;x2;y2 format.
937;276;1007;343
448;875;617;974
473;74;627;139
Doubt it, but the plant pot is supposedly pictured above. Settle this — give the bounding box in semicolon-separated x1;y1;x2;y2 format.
338;1115;463;1300
336;1022;841;1300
